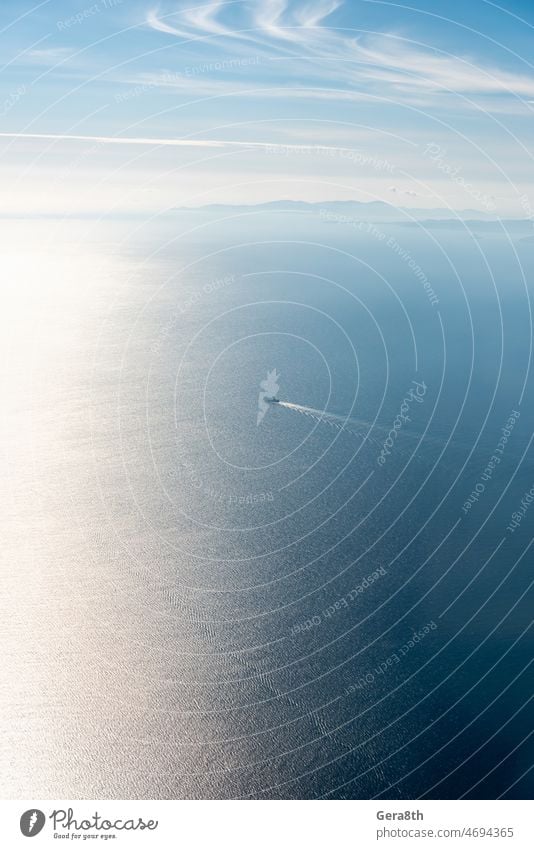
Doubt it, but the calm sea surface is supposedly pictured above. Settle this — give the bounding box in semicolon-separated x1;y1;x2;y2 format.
1;213;533;798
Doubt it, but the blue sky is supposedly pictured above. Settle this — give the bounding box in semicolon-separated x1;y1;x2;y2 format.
1;0;533;215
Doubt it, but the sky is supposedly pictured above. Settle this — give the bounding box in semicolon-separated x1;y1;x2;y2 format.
0;0;533;216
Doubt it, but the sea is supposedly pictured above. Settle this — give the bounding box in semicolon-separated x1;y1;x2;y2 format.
1;209;533;799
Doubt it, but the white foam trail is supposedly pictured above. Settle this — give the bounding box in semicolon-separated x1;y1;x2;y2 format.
276;402;386;449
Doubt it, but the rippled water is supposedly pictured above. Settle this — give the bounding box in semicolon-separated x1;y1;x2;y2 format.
1;214;533;799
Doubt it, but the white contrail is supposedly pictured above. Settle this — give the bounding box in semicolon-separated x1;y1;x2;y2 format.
277;402;387;449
